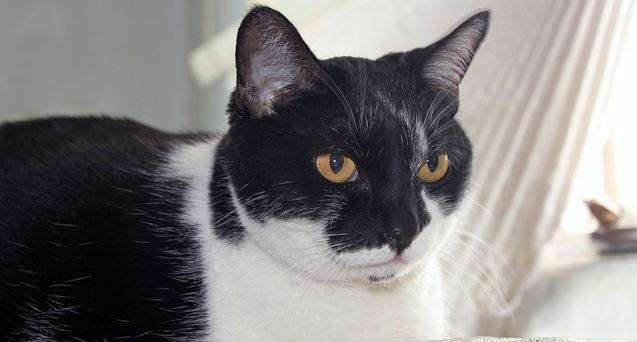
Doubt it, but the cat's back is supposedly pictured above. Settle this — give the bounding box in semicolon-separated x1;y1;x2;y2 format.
0;116;206;208
1;116;182;170
0;117;212;341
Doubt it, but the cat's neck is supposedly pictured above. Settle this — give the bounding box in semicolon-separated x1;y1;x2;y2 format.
206;228;447;340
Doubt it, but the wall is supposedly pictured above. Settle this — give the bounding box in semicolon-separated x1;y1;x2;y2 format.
0;0;193;131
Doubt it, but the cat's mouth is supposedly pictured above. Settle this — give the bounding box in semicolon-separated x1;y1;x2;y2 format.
361;256;425;285
334;244;415;270
367;274;396;282
356;254;407;268
332;247;417;284
359;255;410;283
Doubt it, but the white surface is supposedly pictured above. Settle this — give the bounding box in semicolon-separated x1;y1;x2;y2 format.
435;338;628;342
509;253;637;341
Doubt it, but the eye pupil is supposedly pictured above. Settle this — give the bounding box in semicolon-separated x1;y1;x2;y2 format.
418;152;449;183
330;154;344;173
317;153;357;184
427;154;439;172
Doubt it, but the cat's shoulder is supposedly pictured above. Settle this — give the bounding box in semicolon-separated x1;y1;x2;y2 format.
1;116;205;143
1;116;150;136
0;116;217;200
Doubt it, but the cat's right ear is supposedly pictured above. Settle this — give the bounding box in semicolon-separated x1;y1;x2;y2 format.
234;6;323;118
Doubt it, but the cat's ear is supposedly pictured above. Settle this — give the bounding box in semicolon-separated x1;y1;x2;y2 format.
420;11;490;94
234;6;323;118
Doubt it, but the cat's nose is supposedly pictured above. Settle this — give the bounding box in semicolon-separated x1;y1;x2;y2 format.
384;203;420;254
388;225;418;254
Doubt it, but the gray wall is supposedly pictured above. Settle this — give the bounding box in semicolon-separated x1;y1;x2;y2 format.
0;1;200;131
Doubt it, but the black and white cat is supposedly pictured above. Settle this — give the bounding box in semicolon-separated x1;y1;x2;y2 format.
0;6;489;341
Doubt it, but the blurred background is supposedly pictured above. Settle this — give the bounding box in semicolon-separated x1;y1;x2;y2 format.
1;0;635;339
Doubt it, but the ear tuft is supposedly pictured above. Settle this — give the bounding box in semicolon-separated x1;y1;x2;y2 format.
422;11;490;93
234;6;321;118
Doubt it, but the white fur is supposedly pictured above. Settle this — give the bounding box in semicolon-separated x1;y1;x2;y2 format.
166;139;219;340
168;140;457;341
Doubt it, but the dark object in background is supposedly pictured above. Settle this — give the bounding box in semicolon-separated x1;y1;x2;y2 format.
585;199;637;254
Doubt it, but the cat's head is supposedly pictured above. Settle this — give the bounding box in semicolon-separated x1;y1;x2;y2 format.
222;6;488;284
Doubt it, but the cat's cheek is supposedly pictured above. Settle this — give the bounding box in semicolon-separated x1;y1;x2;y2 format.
226;185;349;281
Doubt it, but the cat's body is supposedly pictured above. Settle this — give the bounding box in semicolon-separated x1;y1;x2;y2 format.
0;118;447;341
0;6;489;341
0;118;210;340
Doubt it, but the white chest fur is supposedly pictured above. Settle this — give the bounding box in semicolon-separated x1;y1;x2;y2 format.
208;238;447;341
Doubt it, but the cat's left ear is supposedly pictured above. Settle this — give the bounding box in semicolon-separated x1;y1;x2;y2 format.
234;6;324;118
419;11;490;94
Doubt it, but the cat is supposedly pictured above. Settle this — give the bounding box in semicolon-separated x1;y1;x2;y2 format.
0;6;489;341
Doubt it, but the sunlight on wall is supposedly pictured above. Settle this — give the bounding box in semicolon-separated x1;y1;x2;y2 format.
560;2;637;234
605;23;637;208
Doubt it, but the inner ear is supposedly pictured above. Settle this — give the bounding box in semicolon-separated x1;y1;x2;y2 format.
421;11;490;94
234;6;323;118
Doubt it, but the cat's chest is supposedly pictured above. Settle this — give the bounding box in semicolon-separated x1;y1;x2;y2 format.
206;240;446;341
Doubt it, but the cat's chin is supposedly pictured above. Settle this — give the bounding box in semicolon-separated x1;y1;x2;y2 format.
233;198;434;286
305;251;427;286
308;264;417;287
325;233;434;285
357;254;429;286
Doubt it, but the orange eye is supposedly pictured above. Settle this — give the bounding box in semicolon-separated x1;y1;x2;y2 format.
418;152;449;183
315;153;357;183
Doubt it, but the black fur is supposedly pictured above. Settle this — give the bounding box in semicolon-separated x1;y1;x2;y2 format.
0;118;209;341
224;6;485;253
209;139;245;243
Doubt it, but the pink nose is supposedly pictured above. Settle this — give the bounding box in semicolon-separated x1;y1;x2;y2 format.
392;254;406;263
